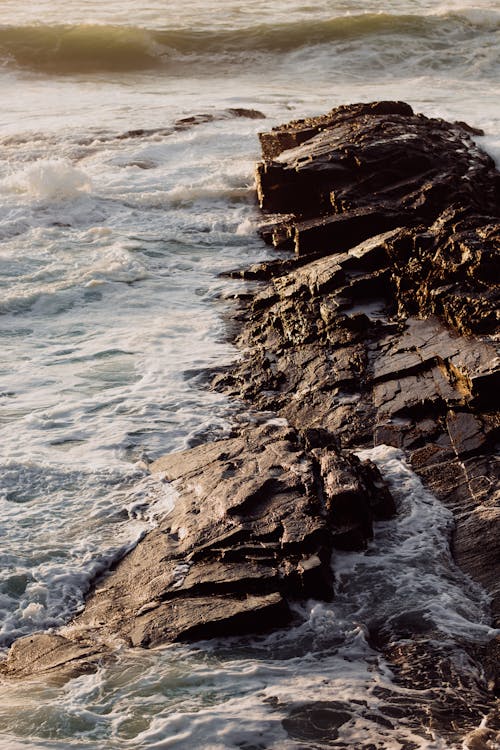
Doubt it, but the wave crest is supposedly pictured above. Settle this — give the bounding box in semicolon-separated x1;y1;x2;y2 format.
0;11;498;75
0;24;162;73
3;159;92;201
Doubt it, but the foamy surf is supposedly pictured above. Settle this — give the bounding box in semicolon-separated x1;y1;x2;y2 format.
0;113;268;661
0;461;177;647
352;446;494;642
0;450;492;749
3;159;92;201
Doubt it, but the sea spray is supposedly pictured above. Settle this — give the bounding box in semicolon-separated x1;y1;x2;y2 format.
3;159;92;201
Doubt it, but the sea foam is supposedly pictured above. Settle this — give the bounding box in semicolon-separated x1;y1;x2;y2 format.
3;159;92;201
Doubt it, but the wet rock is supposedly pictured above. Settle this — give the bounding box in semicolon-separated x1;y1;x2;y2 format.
464;726;500;750
235;103;499;622
313;448;395;549
173;108;265;130
0;633;111;681
258;101;415;163
103;108;267;144
446;411;489;457
414;451;500;624
218;100;499;744
257;104;497;220
0;422;393;676
226;107;266;120
381;636;498;741
291;209;408;257
256;104;499;336
282;701;352;742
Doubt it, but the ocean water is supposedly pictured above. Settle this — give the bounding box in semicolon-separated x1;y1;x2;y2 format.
0;1;499;748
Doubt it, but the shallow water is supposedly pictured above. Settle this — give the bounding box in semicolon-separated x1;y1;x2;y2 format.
0;0;499;747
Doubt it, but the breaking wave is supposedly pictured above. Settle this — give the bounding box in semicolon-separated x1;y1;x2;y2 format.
3;159;92;201
0;10;498;74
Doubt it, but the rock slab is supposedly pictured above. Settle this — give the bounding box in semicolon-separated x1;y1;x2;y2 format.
0;422;393;678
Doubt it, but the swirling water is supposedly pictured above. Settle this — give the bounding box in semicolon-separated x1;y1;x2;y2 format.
0;1;499;747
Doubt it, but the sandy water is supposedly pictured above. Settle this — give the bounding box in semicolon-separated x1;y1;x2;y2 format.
0;1;499;747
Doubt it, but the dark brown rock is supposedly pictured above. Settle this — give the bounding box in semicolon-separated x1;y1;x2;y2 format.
256;104;499;337
217;101;499;745
258;101;414;161
257;105;498;220
292;208;408;257
0;422;393;677
239;106;499;624
0;633;111;681
381;637;495;738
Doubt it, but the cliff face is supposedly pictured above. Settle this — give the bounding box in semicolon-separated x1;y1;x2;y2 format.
1;101;499;744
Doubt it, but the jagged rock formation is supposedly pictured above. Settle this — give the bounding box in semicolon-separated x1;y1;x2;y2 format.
255;101;499;336
0;423;395;679
216;101;499;743
224;101;499;623
1;103;498;745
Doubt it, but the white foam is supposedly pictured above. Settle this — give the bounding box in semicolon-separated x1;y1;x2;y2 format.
477;133;500;169
125;477;177;522
235;216;256;235
433;5;500;27
2;159;92;202
352;446;495;641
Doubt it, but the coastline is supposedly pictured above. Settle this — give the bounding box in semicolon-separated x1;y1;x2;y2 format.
1;100;499;747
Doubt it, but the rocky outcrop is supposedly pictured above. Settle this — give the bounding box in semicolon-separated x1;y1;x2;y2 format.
1;103;498;745
220;100;499;745
255;100;499;334
0;422;394;679
223;101;499;626
73;423;393;649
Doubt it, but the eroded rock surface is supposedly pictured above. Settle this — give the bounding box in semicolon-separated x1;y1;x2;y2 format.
223;101;499;623
220;102;499;743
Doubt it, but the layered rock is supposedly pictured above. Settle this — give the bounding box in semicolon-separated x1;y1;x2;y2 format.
224;101;499;626
0;422;394;679
221;101;500;745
